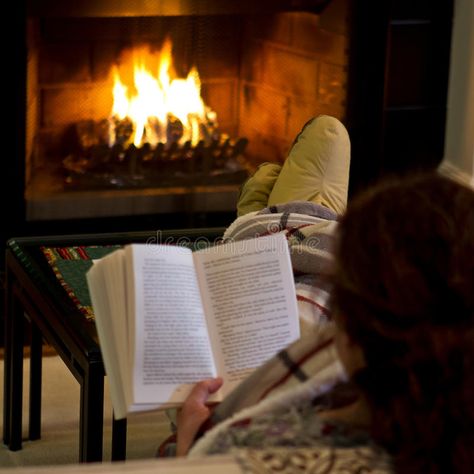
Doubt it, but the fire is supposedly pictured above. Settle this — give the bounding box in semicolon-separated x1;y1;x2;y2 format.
108;39;216;148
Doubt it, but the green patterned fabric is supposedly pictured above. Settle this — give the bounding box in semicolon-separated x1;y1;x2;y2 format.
55;260;95;307
41;245;121;320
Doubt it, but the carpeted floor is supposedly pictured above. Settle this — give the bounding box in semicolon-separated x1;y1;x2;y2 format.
0;350;173;467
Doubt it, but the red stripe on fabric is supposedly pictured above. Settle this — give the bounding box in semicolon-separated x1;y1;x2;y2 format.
259;224;310;238
57;248;72;260
286;224;313;236
296;294;330;316
258;337;334;402
76;247;90;260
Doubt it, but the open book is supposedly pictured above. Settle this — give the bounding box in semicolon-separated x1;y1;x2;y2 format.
86;233;299;419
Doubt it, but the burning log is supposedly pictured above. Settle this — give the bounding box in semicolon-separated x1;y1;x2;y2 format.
110;117;134;146
75;119;110;148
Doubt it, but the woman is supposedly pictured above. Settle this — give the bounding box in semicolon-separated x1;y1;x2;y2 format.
176;173;474;473
330;173;474;473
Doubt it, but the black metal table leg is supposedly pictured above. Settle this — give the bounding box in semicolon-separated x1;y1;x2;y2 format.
111;414;127;461
8;289;25;451
28;322;43;440
3;269;13;446
79;362;104;462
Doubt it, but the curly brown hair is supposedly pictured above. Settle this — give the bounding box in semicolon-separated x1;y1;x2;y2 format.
331;173;474;473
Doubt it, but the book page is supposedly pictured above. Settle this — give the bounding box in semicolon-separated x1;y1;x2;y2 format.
126;244;217;406
87;250;129;418
193;233;300;395
100;250;130;418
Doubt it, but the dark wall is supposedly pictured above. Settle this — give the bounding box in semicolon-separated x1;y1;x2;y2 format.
346;0;454;197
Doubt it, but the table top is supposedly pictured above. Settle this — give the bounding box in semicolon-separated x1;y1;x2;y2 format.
6;227;226;361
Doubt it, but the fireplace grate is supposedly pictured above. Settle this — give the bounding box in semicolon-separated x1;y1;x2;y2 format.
63;134;249;190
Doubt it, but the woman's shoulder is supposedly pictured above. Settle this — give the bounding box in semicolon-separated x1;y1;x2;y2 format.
233;445;393;473
203;396;371;454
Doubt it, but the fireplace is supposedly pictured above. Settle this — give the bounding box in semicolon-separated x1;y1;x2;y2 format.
23;0;349;222
3;0;454;242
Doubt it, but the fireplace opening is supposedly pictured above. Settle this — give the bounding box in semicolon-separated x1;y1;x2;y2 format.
25;0;349;221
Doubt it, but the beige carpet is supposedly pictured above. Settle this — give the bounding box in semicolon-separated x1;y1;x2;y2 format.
0;350;173;467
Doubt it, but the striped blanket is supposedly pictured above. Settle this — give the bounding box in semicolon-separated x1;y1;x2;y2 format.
200;323;346;433
188;202;347;451
223;200;338;334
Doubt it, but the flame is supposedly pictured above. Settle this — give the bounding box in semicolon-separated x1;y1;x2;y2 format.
109;39;212;147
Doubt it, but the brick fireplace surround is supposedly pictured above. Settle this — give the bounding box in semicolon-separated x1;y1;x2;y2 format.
3;0;454;252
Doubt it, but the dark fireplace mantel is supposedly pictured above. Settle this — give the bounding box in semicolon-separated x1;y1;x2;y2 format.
27;0;332;18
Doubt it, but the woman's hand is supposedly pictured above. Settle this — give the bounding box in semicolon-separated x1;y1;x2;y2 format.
176;377;224;456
